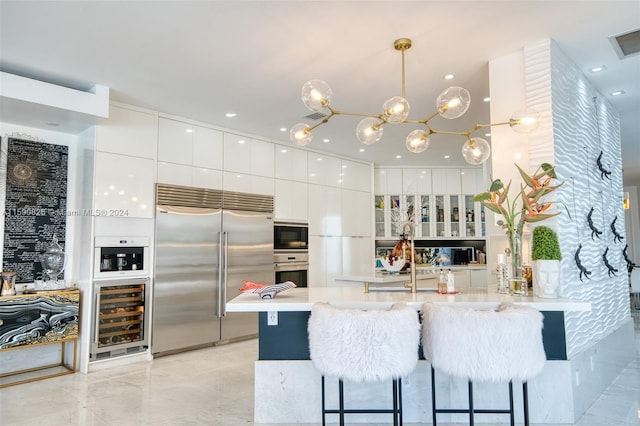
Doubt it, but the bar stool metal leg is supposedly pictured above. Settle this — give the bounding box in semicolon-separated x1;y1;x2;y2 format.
431;366;437;426
509;381;515;426
339;379;345;426
321;375;326;426
523;382;530;426
468;380;474;426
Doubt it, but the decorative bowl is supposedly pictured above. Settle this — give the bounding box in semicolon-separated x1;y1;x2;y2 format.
379;256;406;273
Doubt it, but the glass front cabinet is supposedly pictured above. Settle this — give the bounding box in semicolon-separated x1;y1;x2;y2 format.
374;167;486;240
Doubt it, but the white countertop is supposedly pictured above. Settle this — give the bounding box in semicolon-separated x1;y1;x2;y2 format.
226;286;591;313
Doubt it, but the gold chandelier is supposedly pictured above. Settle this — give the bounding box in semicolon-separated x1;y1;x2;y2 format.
290;38;540;165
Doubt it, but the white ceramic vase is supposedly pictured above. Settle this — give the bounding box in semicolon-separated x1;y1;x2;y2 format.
533;259;560;298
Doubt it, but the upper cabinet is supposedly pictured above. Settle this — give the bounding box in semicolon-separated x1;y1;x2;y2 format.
307;154;342;187
275;146;308;182
94;151;155;218
374;166;485;239
157;117;224;189
96;104;157;159
374;168;402;194
340;160;371;192
223;133;274;178
157;117;224;170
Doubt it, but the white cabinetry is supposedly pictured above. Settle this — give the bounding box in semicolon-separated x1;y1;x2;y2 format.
341;237;373;276
375;167;485;239
341;189;371;237
374;168;402;194
94;105;156;218
224;133;274;178
308;184;342;236
308;235;343;287
275;146;307;182
341;160;371;192
96;104;157;159
222;133;274;195
275;179;308;221
157;117;223;189
308;154;342;187
94;152;155;218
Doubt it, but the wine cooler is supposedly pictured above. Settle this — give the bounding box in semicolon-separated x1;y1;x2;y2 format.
91;278;150;360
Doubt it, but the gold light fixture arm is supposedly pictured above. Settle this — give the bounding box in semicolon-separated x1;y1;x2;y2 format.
291;37;540;164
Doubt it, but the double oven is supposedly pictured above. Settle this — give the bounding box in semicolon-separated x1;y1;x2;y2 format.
274;222;308;288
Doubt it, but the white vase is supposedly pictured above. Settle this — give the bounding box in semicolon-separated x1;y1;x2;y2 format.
533;259;560;298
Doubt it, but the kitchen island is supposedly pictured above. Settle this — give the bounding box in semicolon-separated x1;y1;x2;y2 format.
227;287;591;424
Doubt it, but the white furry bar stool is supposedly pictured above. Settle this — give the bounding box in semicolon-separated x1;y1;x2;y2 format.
422;302;546;426
308;302;420;426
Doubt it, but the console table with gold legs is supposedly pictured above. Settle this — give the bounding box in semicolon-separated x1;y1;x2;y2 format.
0;289;80;388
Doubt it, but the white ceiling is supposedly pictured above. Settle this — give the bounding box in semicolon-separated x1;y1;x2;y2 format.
1;1;639;185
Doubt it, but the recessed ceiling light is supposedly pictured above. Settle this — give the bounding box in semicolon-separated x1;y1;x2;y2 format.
185;129;194;133
281;149;287;153
225;112;237;118
483;97;491;102
590;65;607;73
323;138;330;143
485;132;491;137
395;155;402;159
280;127;287;132
421;170;427;174
444;155;450;159
342;165;347;169
444;74;455;80
460;171;465;175
317;157;323;161
238;139;245;144
359;148;365;152
610;90;625;96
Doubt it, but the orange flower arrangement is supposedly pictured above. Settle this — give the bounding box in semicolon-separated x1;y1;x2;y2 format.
472;163;563;239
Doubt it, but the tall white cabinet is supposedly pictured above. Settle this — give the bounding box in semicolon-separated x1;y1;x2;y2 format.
94;105;157;218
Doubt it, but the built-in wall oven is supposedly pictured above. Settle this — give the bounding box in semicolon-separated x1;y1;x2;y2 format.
274;222;308;287
274;252;308;288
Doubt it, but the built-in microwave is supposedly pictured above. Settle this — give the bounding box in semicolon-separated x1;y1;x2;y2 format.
274;222;308;252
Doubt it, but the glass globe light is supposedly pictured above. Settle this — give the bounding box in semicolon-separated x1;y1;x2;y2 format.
301;80;332;112
461;137;491;165
437;86;471;119
405;129;430;153
289;123;313;146
382;96;409;123
510;109;540;133
356;117;384;144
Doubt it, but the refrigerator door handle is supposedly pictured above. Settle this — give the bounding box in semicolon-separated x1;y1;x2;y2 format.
220;231;229;317
217;232;224;318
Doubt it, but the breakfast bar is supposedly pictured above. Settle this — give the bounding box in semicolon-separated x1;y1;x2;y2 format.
227;287;591;424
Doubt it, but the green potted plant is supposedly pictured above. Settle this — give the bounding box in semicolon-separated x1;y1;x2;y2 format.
531;225;562;298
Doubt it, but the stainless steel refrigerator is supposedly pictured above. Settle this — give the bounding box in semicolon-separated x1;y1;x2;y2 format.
152;184;273;355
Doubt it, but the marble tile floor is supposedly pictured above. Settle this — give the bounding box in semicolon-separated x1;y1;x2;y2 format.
1;324;638;426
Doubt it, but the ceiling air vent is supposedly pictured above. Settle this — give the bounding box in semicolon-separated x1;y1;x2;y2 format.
610;28;640;59
304;112;327;121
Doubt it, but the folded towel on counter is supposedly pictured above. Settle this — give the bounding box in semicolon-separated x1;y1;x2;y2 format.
241;280;296;299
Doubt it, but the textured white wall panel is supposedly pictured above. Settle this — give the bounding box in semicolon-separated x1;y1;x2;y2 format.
525;41;628;358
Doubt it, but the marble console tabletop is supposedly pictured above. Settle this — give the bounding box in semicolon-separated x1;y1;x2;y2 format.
226;286;591;313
